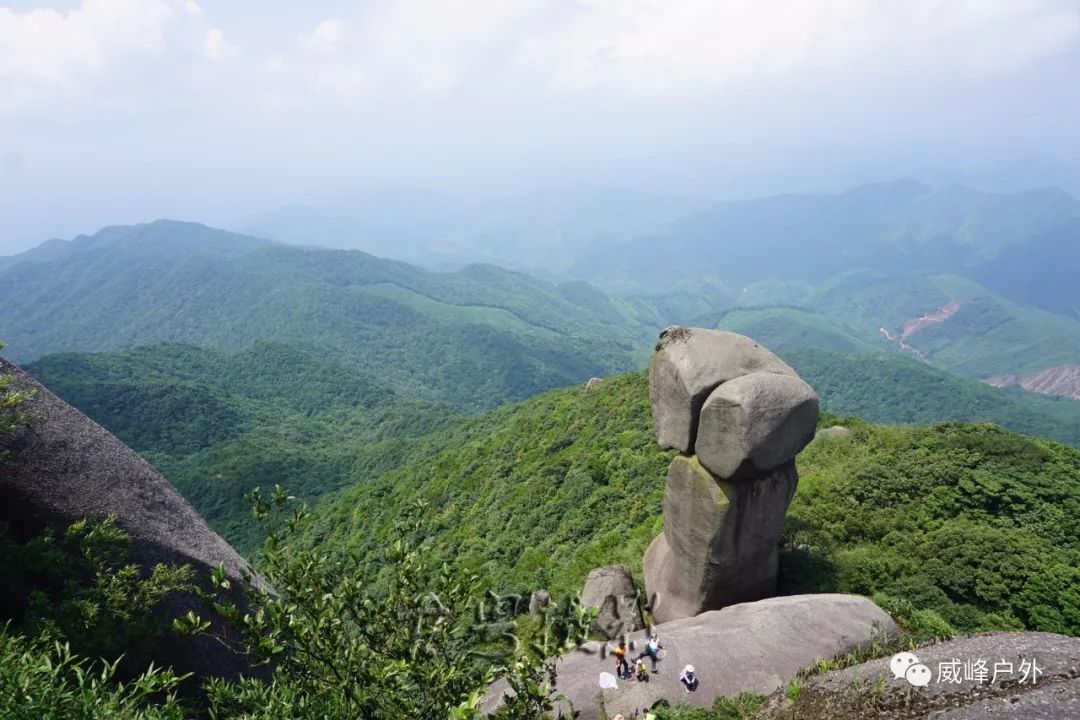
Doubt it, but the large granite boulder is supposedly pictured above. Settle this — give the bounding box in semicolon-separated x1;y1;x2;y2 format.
643;458;797;623
694;371;818;479
644;328;818;622
481;594;895;719
649;327;797;453
580;565;644;639
790;632;1080;719
0;357;253;679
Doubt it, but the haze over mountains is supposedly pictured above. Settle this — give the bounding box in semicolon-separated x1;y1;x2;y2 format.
5;180;1080;401
235;180;1080;290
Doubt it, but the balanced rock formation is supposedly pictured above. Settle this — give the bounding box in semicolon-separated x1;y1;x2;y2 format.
481;594;895;719
0;356;253;679
580;565;643;639
648;328;798;454
644;328;818;623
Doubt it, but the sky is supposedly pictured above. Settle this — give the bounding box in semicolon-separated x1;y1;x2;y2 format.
2;0;1080;253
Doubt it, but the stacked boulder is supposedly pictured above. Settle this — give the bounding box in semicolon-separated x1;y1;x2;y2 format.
643;327;819;624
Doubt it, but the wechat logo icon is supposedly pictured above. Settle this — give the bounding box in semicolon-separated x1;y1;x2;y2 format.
890;652;931;687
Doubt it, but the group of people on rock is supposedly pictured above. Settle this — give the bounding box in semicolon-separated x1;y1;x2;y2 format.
608;633;699;693
611;634;663;682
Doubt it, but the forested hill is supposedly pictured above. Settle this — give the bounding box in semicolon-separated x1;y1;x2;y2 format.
785;349;1080;447
306;372;1080;637
0;220;660;409
27;342;458;548
24;339;1080;550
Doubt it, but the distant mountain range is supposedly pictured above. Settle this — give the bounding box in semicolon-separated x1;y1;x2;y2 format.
0;220;664;409
6;196;1080;402
581;180;1080;286
233;181;1080;298
236;184;705;276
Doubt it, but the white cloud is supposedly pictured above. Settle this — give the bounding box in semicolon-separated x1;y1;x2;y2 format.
299;19;345;55
250;0;1079;109
4;0;1077;115
0;0;177;105
0;0;243;113
203;27;238;61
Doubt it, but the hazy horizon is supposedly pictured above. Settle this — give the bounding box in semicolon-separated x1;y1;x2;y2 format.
3;0;1080;254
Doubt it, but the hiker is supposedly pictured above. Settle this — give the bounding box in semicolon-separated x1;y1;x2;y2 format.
635;657;650;683
613;640;630;678
636;632;664;672
679;664;699;692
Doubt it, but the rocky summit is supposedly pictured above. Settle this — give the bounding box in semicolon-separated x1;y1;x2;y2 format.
644;327;819;623
482;593;895;719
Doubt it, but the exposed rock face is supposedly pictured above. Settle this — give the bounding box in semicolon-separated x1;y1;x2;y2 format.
528;589;551;615
649;327;797;454
580;565;643;639
644;328;818;623
694;371;818;479
986;364;1080;401
481;594;895;719
643;458;797;622
792;632;1080;720
0;357;253;679
815;425;851;441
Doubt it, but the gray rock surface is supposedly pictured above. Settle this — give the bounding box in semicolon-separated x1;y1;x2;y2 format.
580;565;643;639
694;371;818;478
932;679;1080;720
649;327;797;453
529;589;551;615
815;425;852;441
481;594;895;719
0;357;253;679
643;458;797;623
796;631;1080;720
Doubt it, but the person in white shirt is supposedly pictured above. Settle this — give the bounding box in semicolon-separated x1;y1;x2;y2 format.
636;633;664;673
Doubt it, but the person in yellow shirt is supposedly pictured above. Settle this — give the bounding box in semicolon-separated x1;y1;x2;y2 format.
612;640;630;678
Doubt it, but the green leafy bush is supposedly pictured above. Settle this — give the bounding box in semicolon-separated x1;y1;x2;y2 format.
0;340;36;439
0;518;194;670
0;629;187;720
181;487;592;719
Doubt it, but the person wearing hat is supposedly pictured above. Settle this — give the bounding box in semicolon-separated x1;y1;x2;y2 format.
679;664;699;692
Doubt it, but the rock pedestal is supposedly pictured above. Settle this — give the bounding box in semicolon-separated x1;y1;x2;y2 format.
643;327;818;623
